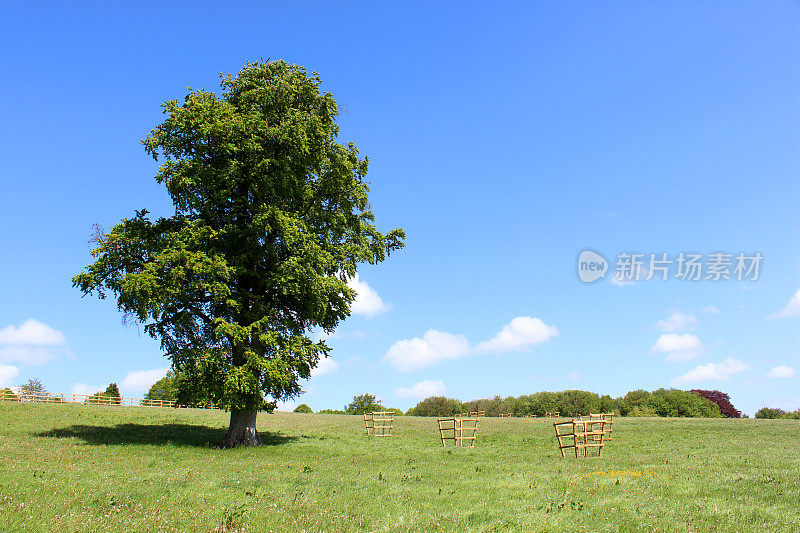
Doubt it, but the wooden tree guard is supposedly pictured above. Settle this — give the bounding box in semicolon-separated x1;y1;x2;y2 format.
545;411;560;419
588;413;614;440
468;410;486;417
553;419;606;458
499;413;512;418
363;411;394;437
437;417;479;447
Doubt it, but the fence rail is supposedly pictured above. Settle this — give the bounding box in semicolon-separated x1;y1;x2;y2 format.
0;390;217;410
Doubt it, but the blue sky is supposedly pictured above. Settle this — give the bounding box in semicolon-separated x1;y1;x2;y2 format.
0;2;798;415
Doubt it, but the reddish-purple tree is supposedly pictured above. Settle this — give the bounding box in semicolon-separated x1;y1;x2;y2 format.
691;390;741;418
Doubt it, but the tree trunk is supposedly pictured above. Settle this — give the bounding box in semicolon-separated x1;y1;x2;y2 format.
221;409;262;448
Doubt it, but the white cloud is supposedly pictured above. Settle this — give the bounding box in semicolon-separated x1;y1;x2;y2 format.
656;311;697;333
0;364;19;387
651;333;704;362
395;380;447;399
276;400;298;412
348;274;391;317
311;358;339;377
476;317;560;353
771;288;800;319
0;319;68;366
384;330;470;371
120;367;169;397
672;358;750;384
568;372;581;381
0;319;66;345
385;316;558;371
766;366;796;379
70;383;104;397
701;305;720;314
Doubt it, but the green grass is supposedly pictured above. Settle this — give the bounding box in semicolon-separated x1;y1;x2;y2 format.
0;404;798;532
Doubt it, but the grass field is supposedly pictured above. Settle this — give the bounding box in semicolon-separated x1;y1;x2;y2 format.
0;404;798;532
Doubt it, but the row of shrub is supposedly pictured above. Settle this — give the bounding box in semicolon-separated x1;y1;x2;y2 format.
754;407;800;419
295;389;742;419
406;389;735;418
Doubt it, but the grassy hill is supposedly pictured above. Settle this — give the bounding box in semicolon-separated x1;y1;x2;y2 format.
0;403;797;532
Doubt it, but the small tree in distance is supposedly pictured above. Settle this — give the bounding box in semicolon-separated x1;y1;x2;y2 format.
345;394;382;415
690;390;741;418
88;383;122;405
20;378;46;398
145;371;178;402
408;396;463;417
293;404;313;413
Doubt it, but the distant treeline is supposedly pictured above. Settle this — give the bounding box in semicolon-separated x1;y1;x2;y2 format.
406;389;740;418
754;407;800;419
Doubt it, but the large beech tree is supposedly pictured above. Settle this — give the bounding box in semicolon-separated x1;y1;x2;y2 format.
73;61;404;447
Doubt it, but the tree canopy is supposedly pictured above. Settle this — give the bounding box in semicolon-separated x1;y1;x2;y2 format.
145;371;178;402
344;393;383;415
73;60;405;446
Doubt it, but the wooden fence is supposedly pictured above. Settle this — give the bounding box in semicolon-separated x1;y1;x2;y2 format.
0;390;217;409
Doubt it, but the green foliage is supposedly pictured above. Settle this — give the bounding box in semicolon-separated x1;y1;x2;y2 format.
20;378;46;396
408;396;463;417
344;394;382;415
755;407;800;419
105;383;122;399
73;60;405;413
646;389;721;418
408;388;721;419
145;371;178;402
618;389;652;416
557;390;602;417
0;388;18;401
628;406;659;417
87;383;122;405
293;403;313;413
317;409;345;415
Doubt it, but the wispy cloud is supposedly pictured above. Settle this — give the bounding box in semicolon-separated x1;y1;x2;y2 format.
651;333;704;362
0;364;19;387
348;274;391;317
672;358;750;385
475;317;559;353
766;366;795;379
770;288;800;319
395;380;447;399
311;358;339;377
656;311;697;333
384;330;470;372
0;319;69;366
384;316;558;371
120;367;169;397
70;382;104;397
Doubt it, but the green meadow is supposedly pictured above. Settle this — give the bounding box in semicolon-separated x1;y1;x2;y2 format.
0;403;797;532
